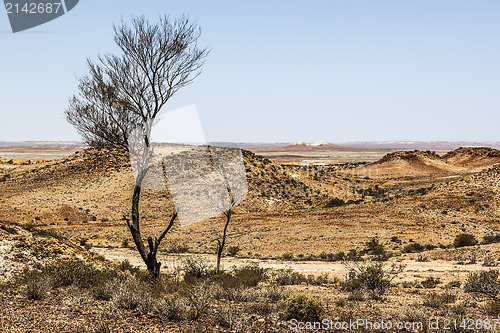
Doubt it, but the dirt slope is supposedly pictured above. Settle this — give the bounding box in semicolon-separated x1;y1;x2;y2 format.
355;147;500;178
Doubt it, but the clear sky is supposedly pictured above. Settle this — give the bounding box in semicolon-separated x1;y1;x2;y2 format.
1;0;499;143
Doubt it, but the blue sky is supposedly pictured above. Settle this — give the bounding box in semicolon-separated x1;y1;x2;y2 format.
1;0;499;142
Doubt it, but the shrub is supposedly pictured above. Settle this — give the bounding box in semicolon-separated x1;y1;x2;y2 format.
483;234;500;244
247;301;275;316
282;295;325;322
403;242;424;253
21;259;115;290
232;263;267;287
24;271;52;300
271;268;307;286
118;259;139;274
306;273;330;286
95;322;111;333
154;296;186;321
318;251;345;262
213;306;236;329
182;258;215;283
0;224;17;234
484;300;500;316
33;229;64;241
111;276;157;313
464;269;500;300
121;239;129;248
184;282;212;320
483;255;497;267
281;252;293;260
325;197;346;208
258;284;289;302
343;261;404;296
422;291;456;308
454;233;478;248
421;277;441;288
43;259;113;288
227;245;240;257
364;238;388;261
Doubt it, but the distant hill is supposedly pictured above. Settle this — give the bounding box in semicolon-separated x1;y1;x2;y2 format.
356;147;500;177
338;141;500;151
251;141;369;153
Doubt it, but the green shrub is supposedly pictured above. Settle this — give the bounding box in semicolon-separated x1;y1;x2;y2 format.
454;233;478;248
282;295;325;322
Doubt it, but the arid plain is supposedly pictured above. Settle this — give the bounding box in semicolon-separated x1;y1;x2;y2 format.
1;141;500;332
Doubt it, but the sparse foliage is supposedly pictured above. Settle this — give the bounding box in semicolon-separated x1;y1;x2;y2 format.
343;261;404;296
465;269;500;300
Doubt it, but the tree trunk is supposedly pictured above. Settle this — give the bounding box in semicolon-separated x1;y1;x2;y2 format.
216;209;231;274
124;184;177;277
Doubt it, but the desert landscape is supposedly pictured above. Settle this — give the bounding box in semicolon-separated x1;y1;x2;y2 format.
1;141;500;332
2;1;499;332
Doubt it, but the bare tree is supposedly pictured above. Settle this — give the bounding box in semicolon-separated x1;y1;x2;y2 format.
68;15;209;277
66;15;208;149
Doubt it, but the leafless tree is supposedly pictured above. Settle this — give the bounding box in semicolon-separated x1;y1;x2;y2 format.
68;15;209;276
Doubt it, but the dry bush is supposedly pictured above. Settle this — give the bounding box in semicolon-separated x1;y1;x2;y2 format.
154;295;187;321
247;301;275;316
213;306;237;329
464;269;500;300
282;294;325;322
483;255;497;267
270;268;307;286
422;291;456;308
453;233;478;248
258;284;289;302
347;290;366;302
483;300;500;316
343;261;404;296
24;271;52;300
421;276;441;288
184;282;213;320
111;276;157;313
